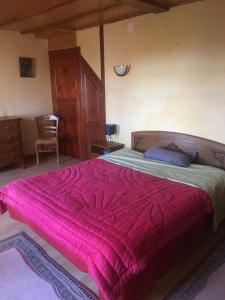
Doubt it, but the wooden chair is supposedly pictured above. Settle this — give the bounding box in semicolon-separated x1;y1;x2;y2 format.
35;114;59;165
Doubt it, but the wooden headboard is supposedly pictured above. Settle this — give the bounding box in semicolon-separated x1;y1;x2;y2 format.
131;131;225;169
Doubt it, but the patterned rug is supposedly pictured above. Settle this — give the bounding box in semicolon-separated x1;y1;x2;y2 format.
0;232;98;300
166;238;225;300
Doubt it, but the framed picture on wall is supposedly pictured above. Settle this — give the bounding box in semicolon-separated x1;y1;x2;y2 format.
19;57;36;78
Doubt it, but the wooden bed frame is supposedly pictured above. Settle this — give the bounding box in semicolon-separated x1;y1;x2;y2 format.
2;131;225;300
132;131;225;169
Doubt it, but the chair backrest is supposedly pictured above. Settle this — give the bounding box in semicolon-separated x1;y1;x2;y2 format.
36;114;59;139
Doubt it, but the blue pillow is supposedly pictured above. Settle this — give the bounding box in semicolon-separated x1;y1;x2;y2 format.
144;147;192;167
162;146;197;163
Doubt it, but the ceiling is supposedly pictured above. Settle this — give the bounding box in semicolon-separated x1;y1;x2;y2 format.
0;0;203;38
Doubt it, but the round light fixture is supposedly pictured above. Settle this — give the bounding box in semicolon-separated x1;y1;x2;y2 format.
113;65;130;76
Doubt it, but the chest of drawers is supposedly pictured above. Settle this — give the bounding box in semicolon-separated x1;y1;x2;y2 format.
0;117;23;168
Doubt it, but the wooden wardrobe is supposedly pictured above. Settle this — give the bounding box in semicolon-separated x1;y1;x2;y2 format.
49;47;105;160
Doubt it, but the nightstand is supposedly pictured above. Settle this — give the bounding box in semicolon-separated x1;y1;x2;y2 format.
90;141;124;158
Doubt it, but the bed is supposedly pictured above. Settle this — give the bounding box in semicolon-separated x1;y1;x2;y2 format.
1;131;225;300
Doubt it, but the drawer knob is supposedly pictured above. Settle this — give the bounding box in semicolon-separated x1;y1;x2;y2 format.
8;136;11;140
8;146;12;150
6;126;10;129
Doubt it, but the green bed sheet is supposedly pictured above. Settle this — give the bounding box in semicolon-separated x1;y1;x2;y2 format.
101;148;225;230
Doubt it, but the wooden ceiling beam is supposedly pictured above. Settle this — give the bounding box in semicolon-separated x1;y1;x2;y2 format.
0;0;78;27
111;0;169;13
60;10;147;32
35;28;76;39
21;3;121;34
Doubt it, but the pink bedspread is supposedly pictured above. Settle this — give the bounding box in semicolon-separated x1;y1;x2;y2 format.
0;159;213;300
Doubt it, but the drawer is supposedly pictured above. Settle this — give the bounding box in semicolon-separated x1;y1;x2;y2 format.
0;134;20;145
0;120;19;133
0;143;21;155
0;153;22;167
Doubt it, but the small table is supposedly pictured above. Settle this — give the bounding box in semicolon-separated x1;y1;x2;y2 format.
90;141;124;158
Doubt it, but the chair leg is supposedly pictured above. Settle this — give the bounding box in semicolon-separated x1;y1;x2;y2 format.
36;144;39;165
56;143;59;164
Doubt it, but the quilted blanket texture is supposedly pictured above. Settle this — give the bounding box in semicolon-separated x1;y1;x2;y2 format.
0;199;6;215
0;159;213;300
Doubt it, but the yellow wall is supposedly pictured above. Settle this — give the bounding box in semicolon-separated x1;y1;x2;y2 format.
77;27;101;78
77;0;225;146
0;31;52;154
48;32;77;51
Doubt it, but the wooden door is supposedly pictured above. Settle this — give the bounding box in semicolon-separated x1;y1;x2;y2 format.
49;48;81;158
49;47;106;160
80;57;105;159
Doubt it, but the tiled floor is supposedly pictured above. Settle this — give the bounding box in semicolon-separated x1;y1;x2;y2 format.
1;157;225;300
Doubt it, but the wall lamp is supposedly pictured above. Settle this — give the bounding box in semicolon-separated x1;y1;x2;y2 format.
113;65;130;77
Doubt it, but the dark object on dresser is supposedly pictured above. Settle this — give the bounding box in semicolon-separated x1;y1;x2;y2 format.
0;117;23;168
90;140;124;158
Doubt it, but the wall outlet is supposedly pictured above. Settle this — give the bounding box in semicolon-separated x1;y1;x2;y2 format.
127;22;134;33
